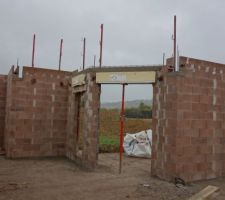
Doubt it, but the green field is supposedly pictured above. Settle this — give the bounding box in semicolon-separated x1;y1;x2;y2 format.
99;109;152;152
78;108;152;152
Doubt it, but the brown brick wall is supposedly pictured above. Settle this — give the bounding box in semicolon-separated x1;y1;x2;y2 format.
5;66;71;158
0;75;7;150
152;57;225;182
3;56;225;180
66;72;100;169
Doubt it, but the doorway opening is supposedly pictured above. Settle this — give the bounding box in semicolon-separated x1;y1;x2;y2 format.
74;92;85;159
98;84;153;174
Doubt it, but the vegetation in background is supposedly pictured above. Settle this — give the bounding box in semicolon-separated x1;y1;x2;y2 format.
78;102;152;153
124;102;152;119
101;99;152;109
99;104;152;152
99;135;120;153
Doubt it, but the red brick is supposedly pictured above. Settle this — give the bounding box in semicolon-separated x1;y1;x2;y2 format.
191;120;206;129
176;137;191;147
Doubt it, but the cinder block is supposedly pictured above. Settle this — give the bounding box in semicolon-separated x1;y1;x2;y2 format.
152;57;225;182
4;67;71;158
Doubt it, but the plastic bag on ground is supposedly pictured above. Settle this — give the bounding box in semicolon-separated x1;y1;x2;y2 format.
123;129;152;158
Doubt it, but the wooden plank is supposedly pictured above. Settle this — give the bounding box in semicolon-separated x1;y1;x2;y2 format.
188;185;219;200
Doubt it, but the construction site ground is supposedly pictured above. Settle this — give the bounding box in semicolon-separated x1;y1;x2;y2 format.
0;153;225;200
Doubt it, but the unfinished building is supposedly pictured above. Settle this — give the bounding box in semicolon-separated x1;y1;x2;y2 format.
0;56;225;182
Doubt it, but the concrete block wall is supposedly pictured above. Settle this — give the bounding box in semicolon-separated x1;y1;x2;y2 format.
82;72;101;169
152;57;225;182
4;66;71;158
151;72;181;181
0;75;7;150
1;56;225;181
66;72;101;169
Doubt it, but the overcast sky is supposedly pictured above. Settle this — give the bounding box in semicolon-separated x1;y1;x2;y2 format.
0;0;225;102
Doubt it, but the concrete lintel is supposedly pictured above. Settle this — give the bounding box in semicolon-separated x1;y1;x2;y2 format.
96;71;156;84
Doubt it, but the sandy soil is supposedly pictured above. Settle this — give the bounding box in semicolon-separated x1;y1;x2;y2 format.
0;153;225;200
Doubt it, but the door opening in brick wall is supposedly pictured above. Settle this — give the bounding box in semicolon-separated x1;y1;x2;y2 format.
100;85;122;154
74;92;85;159
99;84;153;172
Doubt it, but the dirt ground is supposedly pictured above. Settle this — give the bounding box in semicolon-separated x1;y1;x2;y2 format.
0;153;225;200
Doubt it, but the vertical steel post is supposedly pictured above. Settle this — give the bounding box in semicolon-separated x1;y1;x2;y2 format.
82;37;86;70
32;34;36;67
173;15;177;70
119;84;126;174
99;24;104;68
59;39;63;71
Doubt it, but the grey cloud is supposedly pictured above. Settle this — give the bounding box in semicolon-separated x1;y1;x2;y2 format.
1;0;225;101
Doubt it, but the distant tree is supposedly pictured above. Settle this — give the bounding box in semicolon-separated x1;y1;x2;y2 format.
139;102;145;110
124;102;152;119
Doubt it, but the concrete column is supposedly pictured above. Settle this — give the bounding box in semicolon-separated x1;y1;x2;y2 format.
82;72;101;169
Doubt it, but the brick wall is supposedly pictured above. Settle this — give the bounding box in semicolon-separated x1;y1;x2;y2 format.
66;72;101;169
3;56;225;180
0;75;7;150
5;66;71;158
152;57;225;182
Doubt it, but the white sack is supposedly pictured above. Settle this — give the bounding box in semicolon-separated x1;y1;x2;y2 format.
123;129;152;158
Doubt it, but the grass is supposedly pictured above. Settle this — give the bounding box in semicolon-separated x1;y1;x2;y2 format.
99;109;152;152
99;135;120;153
78;109;152;153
